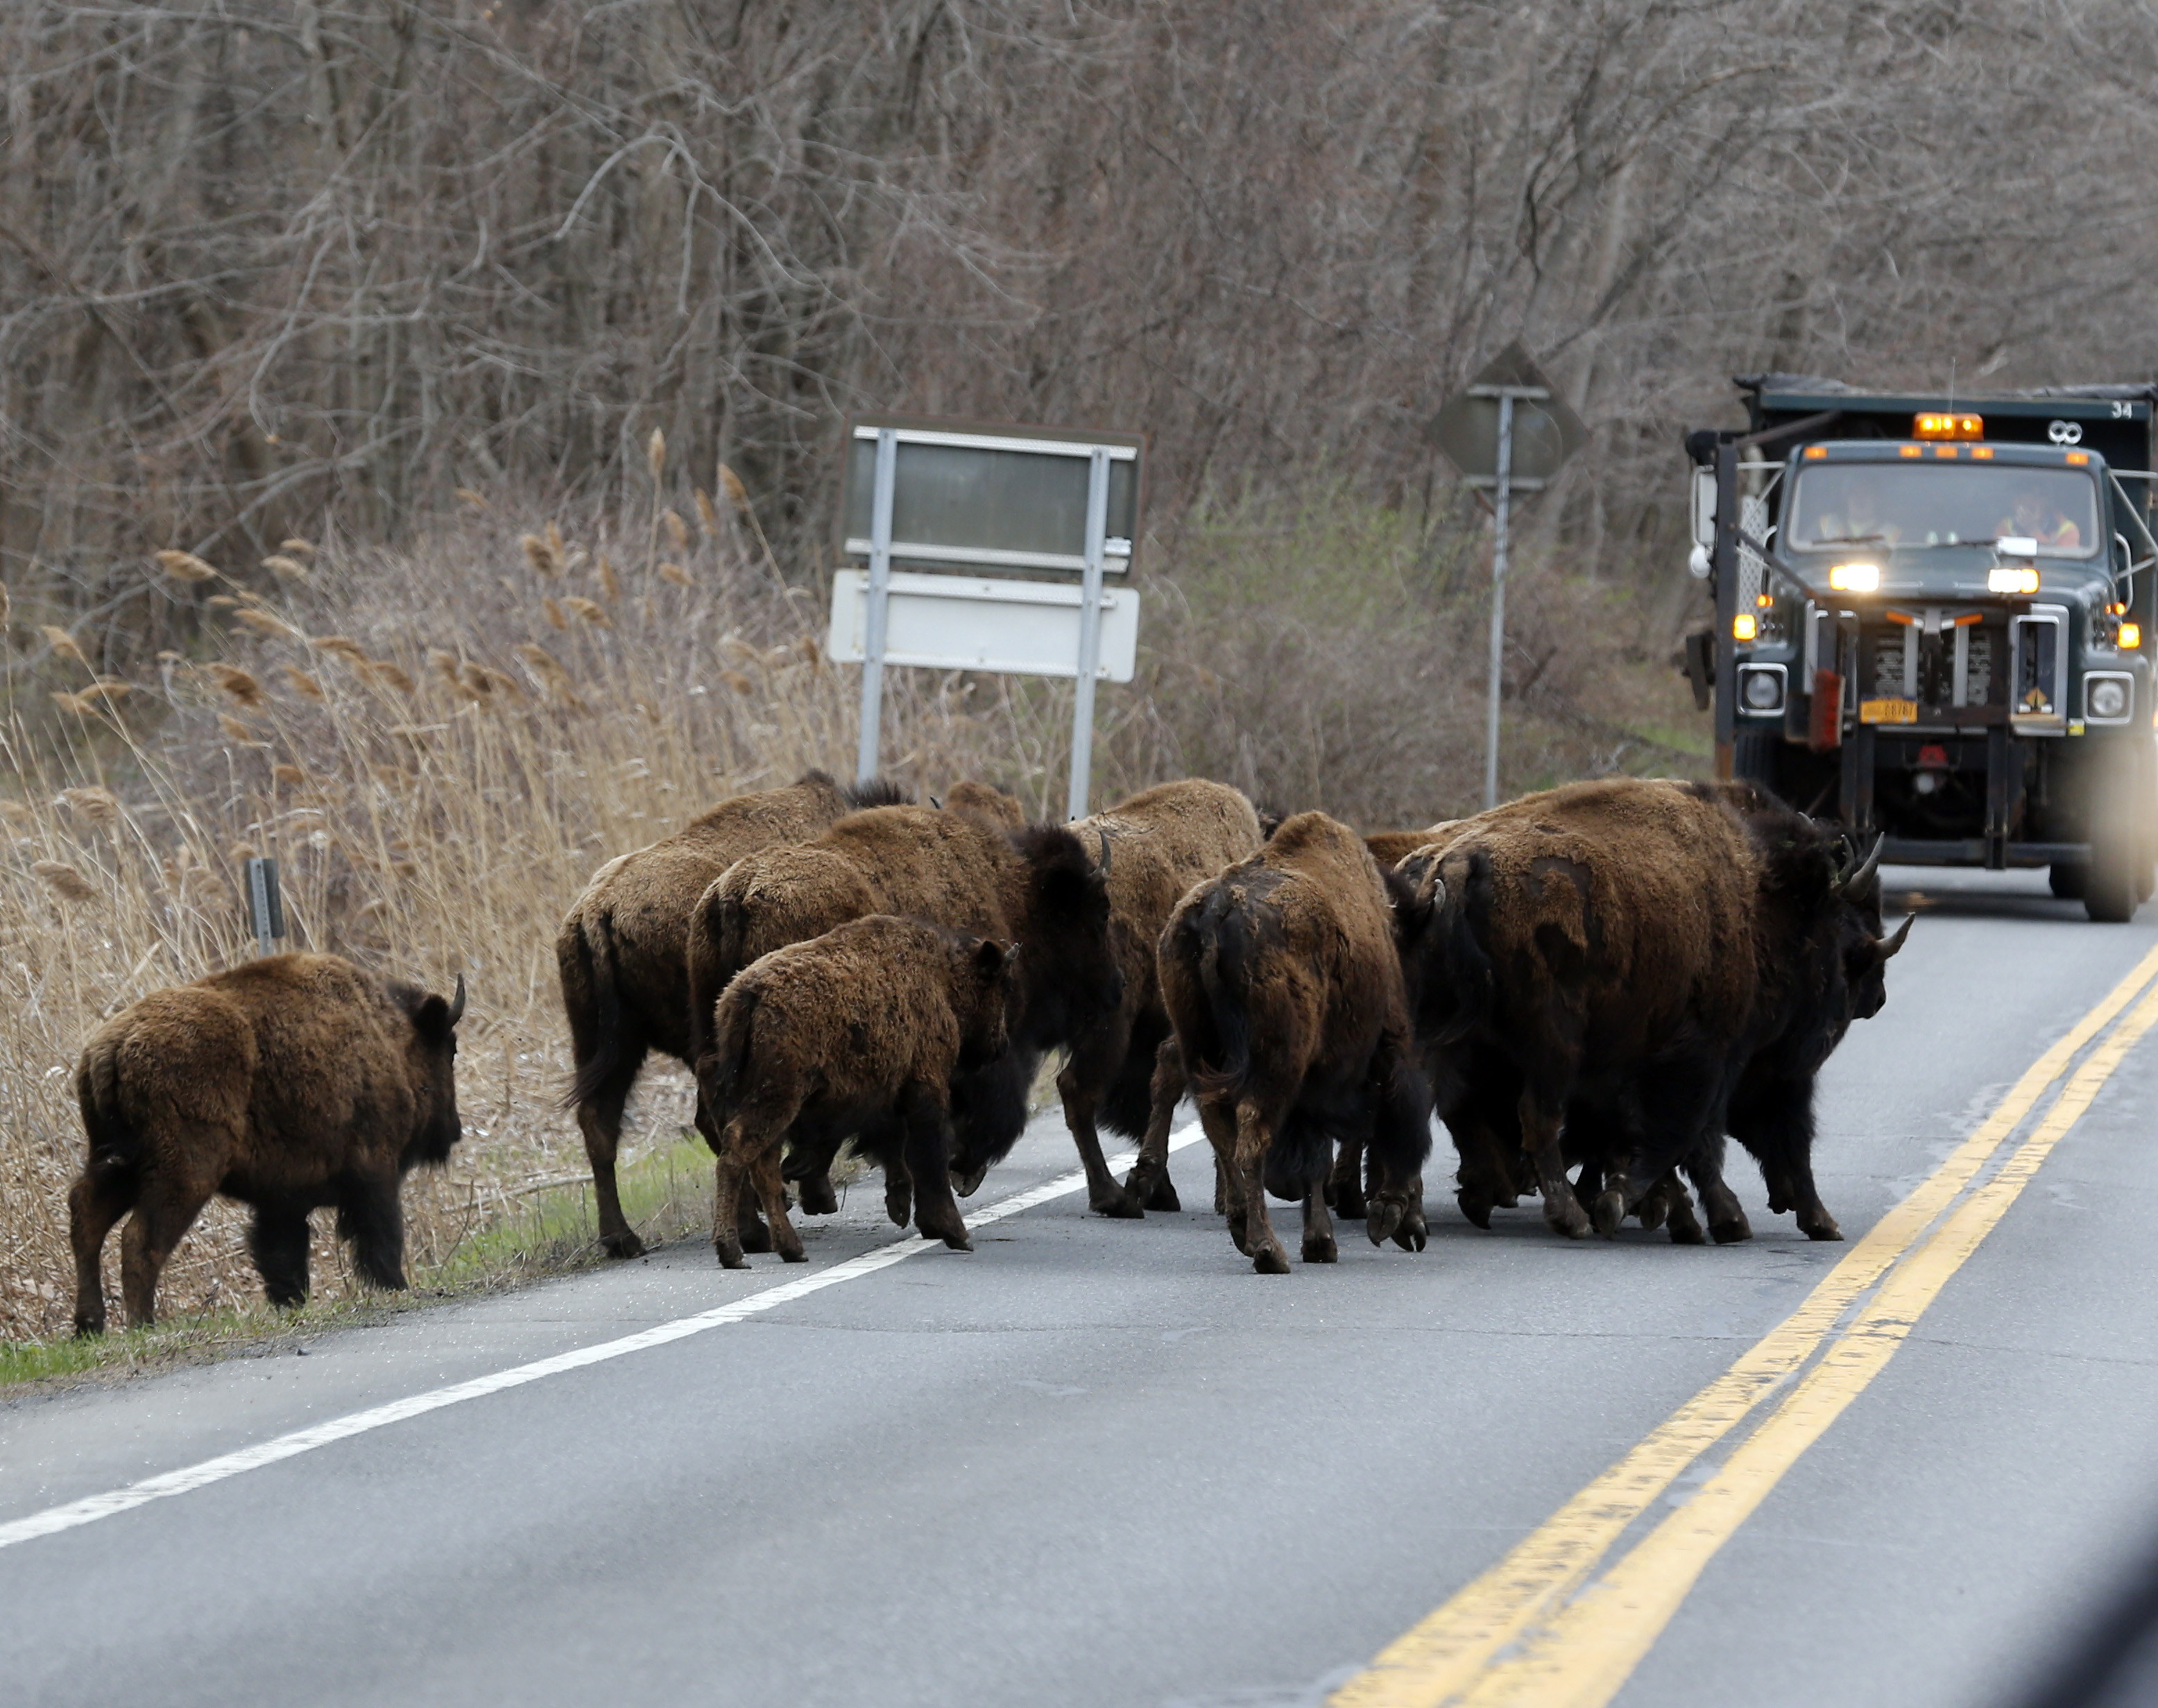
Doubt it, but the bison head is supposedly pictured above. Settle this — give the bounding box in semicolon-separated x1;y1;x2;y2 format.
952;937;1021;1072
1833;835;1911;1020
397;973;466;1169
1004;823;1124;1048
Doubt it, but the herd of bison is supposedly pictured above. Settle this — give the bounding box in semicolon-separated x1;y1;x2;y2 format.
65;768;1913;1333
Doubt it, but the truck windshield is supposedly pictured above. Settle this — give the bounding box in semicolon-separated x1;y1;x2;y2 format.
1786;463;2100;558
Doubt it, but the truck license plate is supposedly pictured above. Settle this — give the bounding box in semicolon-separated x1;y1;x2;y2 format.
1860;697;1917;725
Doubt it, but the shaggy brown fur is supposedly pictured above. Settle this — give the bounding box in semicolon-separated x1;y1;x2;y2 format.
1363;824;1458;871
1407;777;1906;1244
687;805;1121;1211
1056;779;1265;1218
697;916;1018;1267
555;769;903;1258
943;778;1027;831
68;953;465;1333
1160;812;1432;1274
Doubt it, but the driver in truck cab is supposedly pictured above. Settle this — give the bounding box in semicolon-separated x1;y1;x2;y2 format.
1997;482;2082;551
1813;475;1900;547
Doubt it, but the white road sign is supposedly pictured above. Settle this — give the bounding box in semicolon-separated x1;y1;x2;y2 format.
827;570;1140;683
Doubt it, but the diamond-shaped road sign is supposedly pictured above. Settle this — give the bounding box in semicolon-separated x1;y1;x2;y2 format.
1430;342;1586;507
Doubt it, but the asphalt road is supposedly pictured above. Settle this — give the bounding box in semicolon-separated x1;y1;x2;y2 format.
5;865;2158;1708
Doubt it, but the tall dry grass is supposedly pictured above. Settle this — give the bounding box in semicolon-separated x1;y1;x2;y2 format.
0;459;1699;1343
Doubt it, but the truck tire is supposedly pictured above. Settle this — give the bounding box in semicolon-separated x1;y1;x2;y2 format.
1732;729;1781;796
2086;796;2141;923
2050;862;2088;901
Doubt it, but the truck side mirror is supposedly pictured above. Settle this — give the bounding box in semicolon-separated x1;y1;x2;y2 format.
1690;467;1717;549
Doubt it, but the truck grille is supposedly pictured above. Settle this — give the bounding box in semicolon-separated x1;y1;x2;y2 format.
1862;613;1996;710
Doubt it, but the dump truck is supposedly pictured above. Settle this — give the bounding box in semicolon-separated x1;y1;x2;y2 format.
1684;376;2158;921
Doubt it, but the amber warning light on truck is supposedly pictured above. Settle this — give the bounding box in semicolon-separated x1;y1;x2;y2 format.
1914;411;1985;439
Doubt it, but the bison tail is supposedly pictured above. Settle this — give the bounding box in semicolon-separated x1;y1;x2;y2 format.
1185;891;1256;1104
75;1041;142;1184
1429;847;1498;1046
699;983;757;1122
560;912;627;1113
685;887;752;1069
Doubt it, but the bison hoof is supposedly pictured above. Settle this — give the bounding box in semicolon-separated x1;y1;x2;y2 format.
1666;1202;1708;1245
1366;1199;1403;1247
72;1315;105;1338
950;1163;990;1199
1251;1243;1291;1275
1544;1197;1592;1240
798;1176;840;1216
1141;1172;1181;1213
885;1188;913;1229
1455;1188;1495;1230
936;1227;973;1252
779;1245;808;1264
1709;1213;1754;1245
737;1219;773;1256
1802;1219;1844;1242
1591;1190;1627;1239
1302;1234;1339;1264
1393;1209;1428;1254
601;1228;646;1261
1092;1188;1146;1220
714;1245;748;1270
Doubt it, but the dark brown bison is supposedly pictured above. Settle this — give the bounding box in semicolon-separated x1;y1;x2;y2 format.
68;953;466;1333
697;916;1019;1267
556;769;905;1258
1363;824;1457;871
1160;811;1433;1274
1037;779;1267;1218
686;804;1122;1208
1405;777;1908;1244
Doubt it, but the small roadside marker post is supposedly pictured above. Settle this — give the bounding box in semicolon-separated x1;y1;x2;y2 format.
244;857;284;957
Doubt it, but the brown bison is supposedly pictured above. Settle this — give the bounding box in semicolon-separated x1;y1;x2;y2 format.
1405;777;1908;1243
68;953;466;1333
556;769;905;1258
697;916;1019;1267
1160;811;1434;1273
1037;779;1267;1218
687;804;1123;1206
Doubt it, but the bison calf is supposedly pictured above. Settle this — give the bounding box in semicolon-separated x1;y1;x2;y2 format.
696;916;1018;1268
1161;811;1434;1274
69;953;465;1333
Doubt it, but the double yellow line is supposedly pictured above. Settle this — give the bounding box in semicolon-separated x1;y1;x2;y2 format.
1333;941;2158;1708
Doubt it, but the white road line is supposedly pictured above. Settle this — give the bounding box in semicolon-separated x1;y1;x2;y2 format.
0;1125;1206;1552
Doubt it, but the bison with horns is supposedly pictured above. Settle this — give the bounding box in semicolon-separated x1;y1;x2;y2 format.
68;953;466;1333
1401;777;1908;1245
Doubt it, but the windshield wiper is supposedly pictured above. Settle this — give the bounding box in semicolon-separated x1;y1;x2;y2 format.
1813;532;1887;545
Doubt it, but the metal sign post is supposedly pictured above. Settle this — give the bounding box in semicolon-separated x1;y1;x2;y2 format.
1068;447;1112;821
855;427;899;785
1430;344;1586;811
838;415;1144;817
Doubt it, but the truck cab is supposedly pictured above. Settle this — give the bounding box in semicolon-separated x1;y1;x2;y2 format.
1686;377;2158;921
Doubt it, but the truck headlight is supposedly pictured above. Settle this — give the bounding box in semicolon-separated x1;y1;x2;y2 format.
1737;663;1786;714
1829;562;1879;592
1988;565;2041;595
2089;677;2130;721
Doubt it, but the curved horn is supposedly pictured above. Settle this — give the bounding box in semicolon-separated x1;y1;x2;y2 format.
445;973;467;1027
1095;826;1112;879
1839;833;1884;898
1874;914;1914;962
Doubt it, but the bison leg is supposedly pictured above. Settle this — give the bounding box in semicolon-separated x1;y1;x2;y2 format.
1733;1082;1841;1242
1632;1172;1674;1232
118;1173;215;1329
696;1095;771;1256
1121;1036;1186;1214
902;1085;970;1252
1664;1180;1707;1245
1060;1020;1147;1220
69;1165;135;1335
1681;1139;1752;1245
336;1178;408;1292
796;1170;841;1217
574;1050;647;1261
1328;1135;1367;1221
883;1156;914;1230
1194;1094;1245;1246
712;1111;776;1270
751;1145;804;1265
1301;1177;1338;1265
250;1200;314;1306
1521;1092;1590;1239
1233;1104;1291;1275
